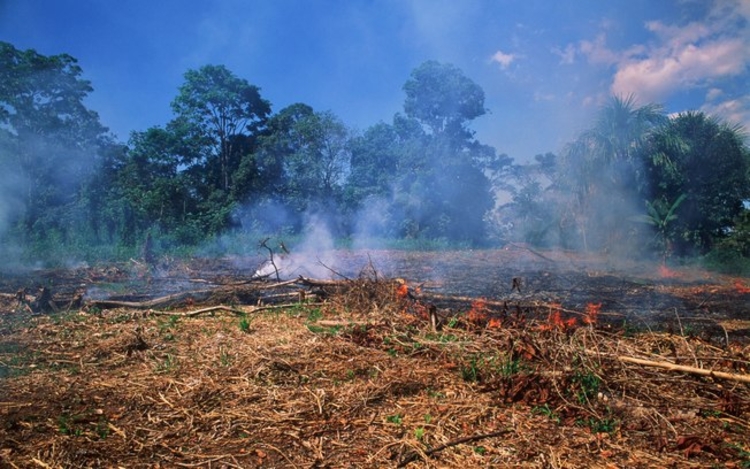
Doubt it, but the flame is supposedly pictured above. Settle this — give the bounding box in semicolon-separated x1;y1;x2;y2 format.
487;317;502;329
658;265;680;278
734;280;750;294
583;302;601;325
466;298;488;325
539;303;576;331
396;283;409;299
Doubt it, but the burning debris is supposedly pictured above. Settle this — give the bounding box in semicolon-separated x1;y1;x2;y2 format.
0;250;748;467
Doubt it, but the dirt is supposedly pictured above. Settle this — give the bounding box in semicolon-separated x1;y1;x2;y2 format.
0;248;749;467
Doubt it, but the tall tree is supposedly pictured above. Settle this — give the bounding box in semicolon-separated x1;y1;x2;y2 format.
403;60;486;137
392;61;494;243
253;104;352;229
171;65;271;193
558;95;666;252
0;41;111;253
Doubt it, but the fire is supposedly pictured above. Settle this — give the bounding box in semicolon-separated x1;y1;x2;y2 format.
487;317;502;329
396;282;409;299
658;264;680;278
733;280;750;294
538;303;577;331
583;302;601;325
466;298;488;325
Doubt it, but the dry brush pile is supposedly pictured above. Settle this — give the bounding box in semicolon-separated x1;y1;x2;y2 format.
0;271;749;468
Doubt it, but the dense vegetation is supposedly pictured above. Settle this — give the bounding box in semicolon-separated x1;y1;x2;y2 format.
1;41;749;270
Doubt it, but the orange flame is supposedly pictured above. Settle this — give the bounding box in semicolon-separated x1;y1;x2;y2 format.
467;298;488;325
658;265;679;278
487;317;502;329
734;280;750;294
539;303;577;331
583;302;601;325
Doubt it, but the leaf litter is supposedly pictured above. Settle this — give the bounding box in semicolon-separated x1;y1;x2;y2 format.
0;259;748;468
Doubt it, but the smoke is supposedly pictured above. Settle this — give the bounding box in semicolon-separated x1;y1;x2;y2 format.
233;191;415;280
350;195;393;250
0;172;24;239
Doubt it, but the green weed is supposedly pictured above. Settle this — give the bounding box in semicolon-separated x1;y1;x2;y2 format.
154;353;178;374
238;315;251;333
532;404;560;424
306;308;323;322
386;414;403;425
461;355;481;382
577;417;617;434
572;370;601;404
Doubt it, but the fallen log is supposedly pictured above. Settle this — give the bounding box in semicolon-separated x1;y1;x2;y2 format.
618;356;750;384
86;289;213;310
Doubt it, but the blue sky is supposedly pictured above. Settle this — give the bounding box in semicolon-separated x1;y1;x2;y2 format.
1;0;748;160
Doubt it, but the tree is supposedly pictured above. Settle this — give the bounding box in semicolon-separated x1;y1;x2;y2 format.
558;95;666;252
0;41;111;255
253;104;352;230
114;126;200;243
403;60;486;137
643;111;750;254
391;61;494;243
346;122;401;205
632;193;687;263
171;65;271;193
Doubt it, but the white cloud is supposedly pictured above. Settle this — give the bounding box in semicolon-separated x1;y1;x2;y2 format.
552;43;577;65
557;0;750;106
611;38;747;102
702;95;750;131
533;91;555;102
491;50;516;69
578;33;620;65
613;0;750;102
706;87;724;101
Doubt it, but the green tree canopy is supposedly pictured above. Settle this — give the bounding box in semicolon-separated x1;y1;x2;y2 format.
254;104;352;228
557;95;667;252
403;60;486;138
0;41;112;253
171;65;271;193
644;111;750;254
350;61;496;244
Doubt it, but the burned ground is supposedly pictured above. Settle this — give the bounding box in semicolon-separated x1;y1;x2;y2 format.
0;248;749;467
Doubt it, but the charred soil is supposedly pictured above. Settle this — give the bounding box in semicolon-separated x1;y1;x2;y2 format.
0;248;749;468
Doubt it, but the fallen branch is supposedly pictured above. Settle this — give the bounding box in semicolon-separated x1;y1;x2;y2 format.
149;305;247;317
618;356;750;384
148;302;326;318
397;429;512;467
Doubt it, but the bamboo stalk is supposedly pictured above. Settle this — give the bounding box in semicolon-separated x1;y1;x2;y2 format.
618;356;750;384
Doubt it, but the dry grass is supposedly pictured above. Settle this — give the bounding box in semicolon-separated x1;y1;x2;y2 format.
0;276;749;468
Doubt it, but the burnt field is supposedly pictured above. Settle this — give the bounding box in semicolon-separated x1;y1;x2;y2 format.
1;247;749;467
4;246;749;339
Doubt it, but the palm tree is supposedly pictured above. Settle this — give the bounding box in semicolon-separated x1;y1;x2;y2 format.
588;94;667;165
558;94;667;252
642;111;750;254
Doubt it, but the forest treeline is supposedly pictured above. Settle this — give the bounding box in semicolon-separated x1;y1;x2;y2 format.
1;41;749;270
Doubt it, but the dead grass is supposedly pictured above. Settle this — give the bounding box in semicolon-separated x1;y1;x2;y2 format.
0;276;749;468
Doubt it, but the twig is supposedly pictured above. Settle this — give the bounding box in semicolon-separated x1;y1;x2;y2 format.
618;356;750;384
397;429;512;467
315;258;350;280
259;238;281;281
149;302;325;317
149;305;247;316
